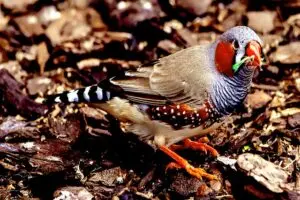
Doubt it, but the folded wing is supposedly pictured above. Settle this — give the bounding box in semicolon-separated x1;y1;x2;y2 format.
111;45;214;108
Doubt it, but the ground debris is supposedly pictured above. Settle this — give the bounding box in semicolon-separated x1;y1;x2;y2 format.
0;117;40;140
87;167;124;187
237;153;290;193
269;42;300;64
170;172;203;197
0;0;298;199
53;186;94;200
0;69;48;118
246;90;272;109
247;11;277;34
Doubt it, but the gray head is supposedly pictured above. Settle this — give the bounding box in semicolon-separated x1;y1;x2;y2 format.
213;26;263;77
210;26;264;115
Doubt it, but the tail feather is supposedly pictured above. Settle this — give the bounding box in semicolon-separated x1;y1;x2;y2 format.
45;85;115;105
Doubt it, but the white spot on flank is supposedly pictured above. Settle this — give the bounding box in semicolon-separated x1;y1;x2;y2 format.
67;90;79;102
54;97;61;103
138;104;149;111
102;67;107;72
163;106;166;109
156;107;160;111
170;109;174;114
176;105;180;109
117;1;129;10
116;176;124;184
96;87;103;100
83;86;91;101
106;91;111;100
143;1;152;10
21;142;35;150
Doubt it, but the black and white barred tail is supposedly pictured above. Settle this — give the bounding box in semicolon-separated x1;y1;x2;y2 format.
45;84;115;104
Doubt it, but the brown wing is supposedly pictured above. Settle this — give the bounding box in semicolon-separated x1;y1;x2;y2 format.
111;45;215;107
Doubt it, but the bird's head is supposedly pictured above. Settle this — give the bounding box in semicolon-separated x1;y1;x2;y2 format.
214;26;264;77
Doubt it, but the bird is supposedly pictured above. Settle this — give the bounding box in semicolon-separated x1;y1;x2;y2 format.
45;26;263;180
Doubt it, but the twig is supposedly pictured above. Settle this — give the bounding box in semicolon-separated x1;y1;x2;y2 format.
215;194;234;199
251;83;279;91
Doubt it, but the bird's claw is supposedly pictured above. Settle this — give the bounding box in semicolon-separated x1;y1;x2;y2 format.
165;162;182;172
160;146;218;180
186;165;218;180
166;161;218;180
173;139;219;157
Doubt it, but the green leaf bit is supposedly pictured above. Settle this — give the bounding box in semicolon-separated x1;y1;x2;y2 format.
232;56;254;72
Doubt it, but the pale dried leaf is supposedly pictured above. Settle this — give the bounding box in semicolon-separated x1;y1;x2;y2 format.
247;11;276;34
270;42;300;64
237;153;289;193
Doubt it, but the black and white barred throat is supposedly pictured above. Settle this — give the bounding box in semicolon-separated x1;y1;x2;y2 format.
211;65;254;116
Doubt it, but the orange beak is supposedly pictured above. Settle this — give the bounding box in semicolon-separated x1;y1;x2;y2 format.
246;41;262;67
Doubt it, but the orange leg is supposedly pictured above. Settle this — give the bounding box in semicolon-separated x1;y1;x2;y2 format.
160;145;218;180
170;138;219;157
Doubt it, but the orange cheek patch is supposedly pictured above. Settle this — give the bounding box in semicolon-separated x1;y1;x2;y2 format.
215;41;235;77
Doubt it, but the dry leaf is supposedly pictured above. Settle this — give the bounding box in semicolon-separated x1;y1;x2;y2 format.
270;42;300;64
247;11;276;34
237;153;289;193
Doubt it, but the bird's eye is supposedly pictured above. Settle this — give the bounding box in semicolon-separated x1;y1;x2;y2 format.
232;40;239;50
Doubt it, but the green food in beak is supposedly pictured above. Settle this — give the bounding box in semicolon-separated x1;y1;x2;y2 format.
232;56;254;72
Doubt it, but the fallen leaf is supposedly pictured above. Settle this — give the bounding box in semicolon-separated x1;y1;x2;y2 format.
175;0;212;16
247;11;276;34
270;42;300;64
37;42;49;74
53;186;94;200
88;167;123;187
2;0;38;13
14;14;44;37
27;77;53;96
246;90;272;109
170;173;203;197
280;108;300;116
237;153;289;193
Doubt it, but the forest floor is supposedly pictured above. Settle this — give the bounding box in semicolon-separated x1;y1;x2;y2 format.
0;0;299;199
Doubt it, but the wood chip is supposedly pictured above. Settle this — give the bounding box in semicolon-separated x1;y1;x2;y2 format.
14;14;44;37
237;153;289;193
88;167;123;187
246;90;272;109
247;11;276;34
53;186;94;200
37;42;49;75
270;42;300;64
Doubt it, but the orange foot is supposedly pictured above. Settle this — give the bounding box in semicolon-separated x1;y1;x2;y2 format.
170;138;219;157
160;145;218;180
